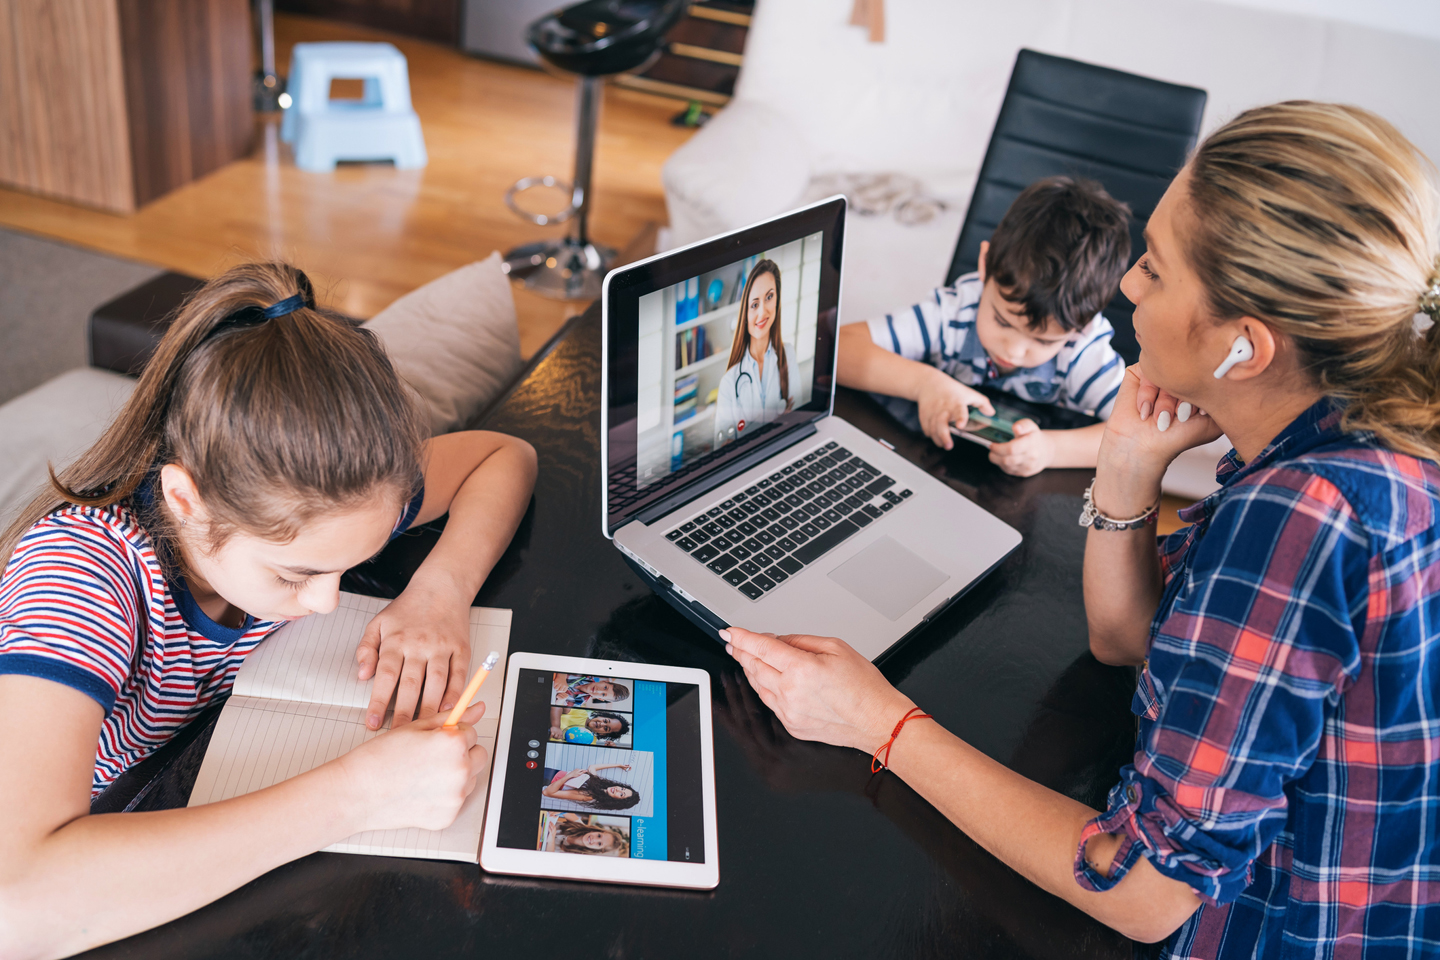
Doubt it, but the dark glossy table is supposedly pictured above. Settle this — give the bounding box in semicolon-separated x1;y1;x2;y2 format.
85;305;1138;960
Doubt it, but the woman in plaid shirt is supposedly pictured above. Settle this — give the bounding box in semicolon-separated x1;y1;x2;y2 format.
723;101;1440;958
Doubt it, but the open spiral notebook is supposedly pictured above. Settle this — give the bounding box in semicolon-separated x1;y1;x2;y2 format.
187;592;510;862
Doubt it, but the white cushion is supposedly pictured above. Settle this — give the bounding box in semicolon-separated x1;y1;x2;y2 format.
363;252;523;435
0;367;137;530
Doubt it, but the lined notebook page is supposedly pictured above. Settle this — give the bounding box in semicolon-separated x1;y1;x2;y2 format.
188;592;510;862
236;592;512;715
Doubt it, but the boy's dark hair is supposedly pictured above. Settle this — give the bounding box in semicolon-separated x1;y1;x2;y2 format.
983;176;1131;333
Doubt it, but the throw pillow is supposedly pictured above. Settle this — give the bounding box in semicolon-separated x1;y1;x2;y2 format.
364;252;523;435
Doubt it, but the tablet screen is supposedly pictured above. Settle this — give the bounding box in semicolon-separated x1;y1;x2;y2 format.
494;669;706;863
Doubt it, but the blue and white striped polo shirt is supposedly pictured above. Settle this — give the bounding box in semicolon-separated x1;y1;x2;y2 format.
865;272;1125;418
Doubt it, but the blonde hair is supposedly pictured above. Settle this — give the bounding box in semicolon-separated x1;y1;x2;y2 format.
0;262;427;567
1184;101;1440;460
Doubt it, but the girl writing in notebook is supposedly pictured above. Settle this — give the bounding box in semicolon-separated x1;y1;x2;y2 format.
0;263;537;958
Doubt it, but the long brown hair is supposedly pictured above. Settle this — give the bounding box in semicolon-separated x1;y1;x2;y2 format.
726;258;789;402
1183;101;1440;460
0;262;427;568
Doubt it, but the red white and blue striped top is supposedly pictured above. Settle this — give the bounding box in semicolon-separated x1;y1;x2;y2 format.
0;488;422;797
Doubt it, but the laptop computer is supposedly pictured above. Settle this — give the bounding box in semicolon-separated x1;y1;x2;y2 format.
601;197;1021;661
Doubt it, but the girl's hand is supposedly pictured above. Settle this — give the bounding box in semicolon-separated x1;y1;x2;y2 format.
722;627;916;754
356;579;473;729
548;725;563;740
987;420;1053;476
1095;366;1221;516
336;702;488;833
915;368;995;450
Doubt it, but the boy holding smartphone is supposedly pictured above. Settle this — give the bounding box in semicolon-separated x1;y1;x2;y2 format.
837;177;1131;477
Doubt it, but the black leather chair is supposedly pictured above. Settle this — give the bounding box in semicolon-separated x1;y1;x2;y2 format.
502;0;691;301
945;50;1206;362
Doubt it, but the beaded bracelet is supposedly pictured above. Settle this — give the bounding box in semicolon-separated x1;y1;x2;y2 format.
871;706;934;772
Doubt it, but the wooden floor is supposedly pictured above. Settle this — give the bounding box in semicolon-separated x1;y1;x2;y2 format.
0;14;695;358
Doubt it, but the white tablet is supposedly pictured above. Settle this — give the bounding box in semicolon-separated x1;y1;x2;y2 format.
480;653;719;889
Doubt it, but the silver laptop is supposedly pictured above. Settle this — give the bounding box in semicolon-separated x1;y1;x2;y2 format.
601;198;1021;661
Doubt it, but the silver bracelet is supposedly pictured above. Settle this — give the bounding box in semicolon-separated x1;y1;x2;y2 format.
1078;478;1160;531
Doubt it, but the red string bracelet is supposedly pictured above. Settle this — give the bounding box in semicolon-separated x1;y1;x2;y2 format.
871;706;933;772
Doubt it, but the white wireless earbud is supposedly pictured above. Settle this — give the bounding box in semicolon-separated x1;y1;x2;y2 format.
1213;336;1254;379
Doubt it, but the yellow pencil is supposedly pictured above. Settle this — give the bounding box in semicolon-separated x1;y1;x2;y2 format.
443;650;502;727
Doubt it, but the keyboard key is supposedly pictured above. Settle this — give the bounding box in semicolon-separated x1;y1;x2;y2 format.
806;481;825;495
881;502;893;511
791;459;805;469
761;507;781;522
742;537;763;552
852;458;876;473
763;545;786;562
738;582;765;600
666;530;682;541
796;466;815;481
739;560;763;576
691;528;712;544
736;520;757;536
844;494;865;510
863;504;883;519
783;494;802;508
680;520;697;532
793;518;861;564
834;500;856;516
702;521;722;536
775;479;795;493
723;569;748;587
781;465;794;475
778;556;804;575
802;503;822;518
822;509;842;523
716;515;735;529
769;472;783;482
756;529;777;545
790;529;810;545
777;536;797;551
824;441;838;450
759;479;772;488
708;507;724;518
741;501;763;516
765;565;788;583
900;489;913;498
804;452;819;462
832;447;850;460
677;537;698;551
813;515;832;530
866;476;896;496
851;511;873;527
707;553;739;573
693;544;719;562
750;492;771;507
721;499;735;509
731;545;752;560
744;485;760;496
751;574;776;591
780;516;800;530
727;508;746;522
711;534;734;551
733;491;748;502
800;522;820;537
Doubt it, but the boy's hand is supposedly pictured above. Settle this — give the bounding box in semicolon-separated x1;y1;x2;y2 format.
915;368;995;450
987;419;1053;477
356;579;473;730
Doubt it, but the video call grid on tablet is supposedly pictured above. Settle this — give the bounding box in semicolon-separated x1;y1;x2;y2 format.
495;670;706;864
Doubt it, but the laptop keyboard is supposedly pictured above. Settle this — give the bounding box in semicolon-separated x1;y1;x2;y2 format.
663;440;912;601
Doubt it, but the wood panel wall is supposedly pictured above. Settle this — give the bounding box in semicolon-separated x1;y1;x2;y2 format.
0;1;136;211
0;0;254;213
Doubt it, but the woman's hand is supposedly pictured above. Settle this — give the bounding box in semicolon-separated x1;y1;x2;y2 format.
336;702;488;833
722;627;916;754
915;368;996;450
356;578;473;730
1095;366;1221;516
987;420;1053;476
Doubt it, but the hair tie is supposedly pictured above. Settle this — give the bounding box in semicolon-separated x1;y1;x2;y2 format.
203;276;316;343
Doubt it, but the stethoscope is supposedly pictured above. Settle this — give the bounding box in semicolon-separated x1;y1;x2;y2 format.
733;369;754;399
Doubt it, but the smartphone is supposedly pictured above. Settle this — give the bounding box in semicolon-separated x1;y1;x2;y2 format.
951;405;1020;448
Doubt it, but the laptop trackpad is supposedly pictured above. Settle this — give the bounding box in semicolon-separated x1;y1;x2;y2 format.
827;536;949;621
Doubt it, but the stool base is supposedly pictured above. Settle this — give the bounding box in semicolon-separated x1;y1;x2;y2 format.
502;237;615;301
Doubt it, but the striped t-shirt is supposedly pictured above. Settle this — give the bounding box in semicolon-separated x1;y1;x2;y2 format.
865;272;1126;418
0;487;422;797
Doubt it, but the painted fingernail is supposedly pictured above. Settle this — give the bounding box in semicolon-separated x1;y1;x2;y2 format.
1177;402;1192;422
718;629;732;642
725;644;734;655
1157;411;1172;432
1139;401;1153;421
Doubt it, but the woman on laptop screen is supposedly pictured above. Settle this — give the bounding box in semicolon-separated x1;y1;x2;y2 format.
714;260;792;447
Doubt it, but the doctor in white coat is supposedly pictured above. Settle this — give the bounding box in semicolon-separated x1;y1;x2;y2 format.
715;259;792;447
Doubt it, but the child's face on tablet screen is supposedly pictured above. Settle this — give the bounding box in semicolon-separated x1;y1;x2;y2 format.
580;680;618;701
578;830;616;851
588;716;623;736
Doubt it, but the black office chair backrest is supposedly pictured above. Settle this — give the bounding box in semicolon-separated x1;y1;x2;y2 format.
946;50;1206;363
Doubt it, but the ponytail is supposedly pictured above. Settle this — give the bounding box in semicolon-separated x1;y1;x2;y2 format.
1;262;426;566
1183;102;1440;461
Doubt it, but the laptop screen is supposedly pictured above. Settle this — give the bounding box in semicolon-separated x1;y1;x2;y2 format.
603;199;845;536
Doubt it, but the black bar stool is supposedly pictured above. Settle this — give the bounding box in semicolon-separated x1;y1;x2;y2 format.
502;0;690;300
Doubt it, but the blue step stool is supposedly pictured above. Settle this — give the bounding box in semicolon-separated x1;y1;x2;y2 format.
281;42;427;172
